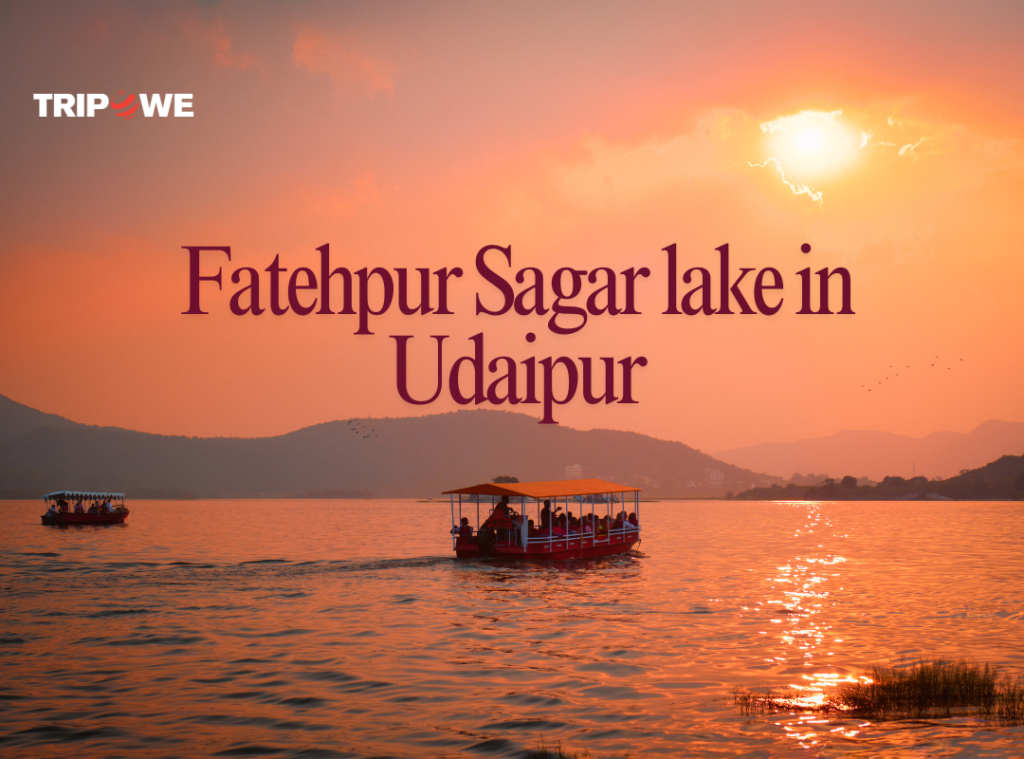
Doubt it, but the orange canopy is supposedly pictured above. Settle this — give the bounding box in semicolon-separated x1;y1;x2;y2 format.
443;478;640;498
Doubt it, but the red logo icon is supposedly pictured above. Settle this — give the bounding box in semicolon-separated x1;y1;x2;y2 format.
111;91;138;120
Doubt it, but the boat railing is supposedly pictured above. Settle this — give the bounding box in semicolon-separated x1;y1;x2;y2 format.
524;521;640;549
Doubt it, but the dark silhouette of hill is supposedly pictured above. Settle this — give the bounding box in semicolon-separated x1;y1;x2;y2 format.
717;420;1024;481
0;393;84;444
736;453;1024;501
936;453;1024;500
0;394;762;498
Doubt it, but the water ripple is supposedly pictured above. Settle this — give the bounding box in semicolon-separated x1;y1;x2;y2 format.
1;499;1022;757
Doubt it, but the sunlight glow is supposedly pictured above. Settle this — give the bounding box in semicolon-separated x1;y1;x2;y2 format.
760;110;857;181
798;129;822;152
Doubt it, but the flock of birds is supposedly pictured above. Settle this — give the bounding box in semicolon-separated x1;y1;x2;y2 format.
347;420;378;438
862;356;964;392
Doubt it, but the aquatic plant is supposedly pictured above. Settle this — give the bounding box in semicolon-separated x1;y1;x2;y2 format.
841;659;997;718
736;659;1024;722
526;741;592;758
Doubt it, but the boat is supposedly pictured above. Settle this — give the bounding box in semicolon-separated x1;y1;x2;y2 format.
41;491;129;526
445;478;641;560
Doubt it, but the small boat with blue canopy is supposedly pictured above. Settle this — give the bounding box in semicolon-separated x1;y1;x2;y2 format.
41;491;129;526
445;478;641;560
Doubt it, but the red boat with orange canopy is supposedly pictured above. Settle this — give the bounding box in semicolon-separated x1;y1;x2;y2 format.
41;491;129;526
445;478;641;560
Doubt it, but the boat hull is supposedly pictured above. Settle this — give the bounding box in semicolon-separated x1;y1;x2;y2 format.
41;512;129;526
455;532;639;560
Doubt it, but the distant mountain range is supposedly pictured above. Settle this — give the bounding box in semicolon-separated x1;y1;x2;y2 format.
717;420;1024;481
0;394;764;499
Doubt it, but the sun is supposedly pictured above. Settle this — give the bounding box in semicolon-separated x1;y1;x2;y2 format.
760;110;857;181
798;128;822;152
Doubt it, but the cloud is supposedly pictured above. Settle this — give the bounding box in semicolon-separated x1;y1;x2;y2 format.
746;157;823;204
760;109;844;135
293;29;397;98
866;113;981;160
179;17;255;69
549;108;833;210
549;112;758;210
898;137;925;157
506;103;1023;236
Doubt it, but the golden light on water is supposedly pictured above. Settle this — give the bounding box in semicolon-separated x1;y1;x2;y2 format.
761;669;877;750
750;503;876;750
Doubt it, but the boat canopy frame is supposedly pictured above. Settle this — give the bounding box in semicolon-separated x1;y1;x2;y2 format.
43;491;125;502
443;478;640;499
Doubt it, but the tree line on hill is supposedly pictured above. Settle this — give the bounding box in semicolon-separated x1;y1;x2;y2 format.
734;454;1024;501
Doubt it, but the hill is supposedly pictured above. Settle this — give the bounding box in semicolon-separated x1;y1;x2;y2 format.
0;394;765;499
716;420;1024;481
736;453;1024;501
0;393;83;444
935;453;1024;500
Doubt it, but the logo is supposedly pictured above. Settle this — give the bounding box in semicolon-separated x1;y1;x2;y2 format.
33;92;194;118
112;91;139;120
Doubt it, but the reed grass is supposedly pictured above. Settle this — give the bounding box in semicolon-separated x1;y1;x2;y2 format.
526;742;591;758
842;659;996;718
736;659;1024;722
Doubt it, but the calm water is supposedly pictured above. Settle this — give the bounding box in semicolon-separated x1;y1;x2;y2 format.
1;499;1023;758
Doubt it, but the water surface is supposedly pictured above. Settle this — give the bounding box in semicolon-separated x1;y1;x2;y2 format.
2;499;1022;757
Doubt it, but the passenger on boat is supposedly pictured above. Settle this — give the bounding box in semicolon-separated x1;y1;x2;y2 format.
74;500;84;514
482;497;509;527
549;514;567;536
479;498;520;548
458;517;473;538
46;503;58;517
495;496;510;517
476;524;496;557
528;519;538;538
88;502;98;514
540;500;552;528
627;512;639;529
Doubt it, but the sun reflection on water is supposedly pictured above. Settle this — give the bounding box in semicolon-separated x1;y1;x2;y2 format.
752;502;870;749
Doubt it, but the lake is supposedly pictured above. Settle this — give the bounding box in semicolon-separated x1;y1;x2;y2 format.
2;499;1023;757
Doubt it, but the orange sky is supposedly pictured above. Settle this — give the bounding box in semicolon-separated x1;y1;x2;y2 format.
2;1;1023;452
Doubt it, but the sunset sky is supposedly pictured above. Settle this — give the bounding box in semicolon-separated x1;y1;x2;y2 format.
2;1;1023;453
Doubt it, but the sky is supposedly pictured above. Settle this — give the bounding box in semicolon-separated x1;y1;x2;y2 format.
1;0;1023;453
